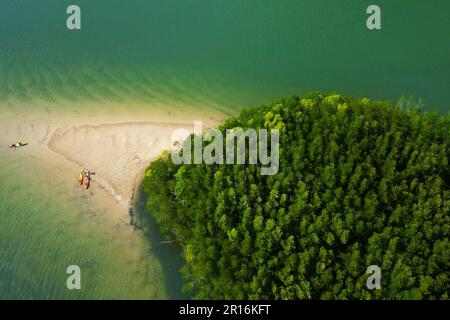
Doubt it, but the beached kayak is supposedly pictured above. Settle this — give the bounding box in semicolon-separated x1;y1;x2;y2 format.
80;169;91;189
9;142;28;149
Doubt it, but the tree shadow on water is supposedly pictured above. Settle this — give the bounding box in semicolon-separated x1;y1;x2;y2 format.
131;183;190;300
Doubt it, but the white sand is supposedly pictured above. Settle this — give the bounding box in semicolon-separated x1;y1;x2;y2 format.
0;103;227;210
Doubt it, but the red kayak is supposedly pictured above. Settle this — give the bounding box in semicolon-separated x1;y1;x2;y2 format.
84;177;90;189
79;169;91;189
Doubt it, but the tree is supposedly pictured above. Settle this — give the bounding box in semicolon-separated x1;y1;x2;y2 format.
143;92;450;300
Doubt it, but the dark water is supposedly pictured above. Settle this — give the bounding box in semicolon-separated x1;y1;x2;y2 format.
132;185;188;299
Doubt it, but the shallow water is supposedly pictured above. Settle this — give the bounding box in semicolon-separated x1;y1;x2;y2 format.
0;145;186;299
0;0;449;299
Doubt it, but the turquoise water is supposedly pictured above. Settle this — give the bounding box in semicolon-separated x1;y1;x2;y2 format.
1;0;449;110
0;1;449;299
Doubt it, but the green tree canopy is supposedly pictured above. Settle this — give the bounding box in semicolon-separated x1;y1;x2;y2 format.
143;92;450;299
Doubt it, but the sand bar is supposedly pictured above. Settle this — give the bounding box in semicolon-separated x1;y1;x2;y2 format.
0;103;227;211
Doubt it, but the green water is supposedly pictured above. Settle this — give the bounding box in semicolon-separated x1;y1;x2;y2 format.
1;1;449;299
1;0;449;110
0;146;186;299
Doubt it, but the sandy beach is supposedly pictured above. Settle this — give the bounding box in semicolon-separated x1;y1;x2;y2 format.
0;103;227;212
0;101;229;299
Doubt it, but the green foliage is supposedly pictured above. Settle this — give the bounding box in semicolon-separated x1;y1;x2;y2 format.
143;92;450;299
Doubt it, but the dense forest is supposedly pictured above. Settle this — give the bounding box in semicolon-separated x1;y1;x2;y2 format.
143;92;450;299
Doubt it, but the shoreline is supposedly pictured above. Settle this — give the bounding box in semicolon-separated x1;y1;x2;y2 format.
0;103;228;219
46;121;191;206
129;167;147;227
